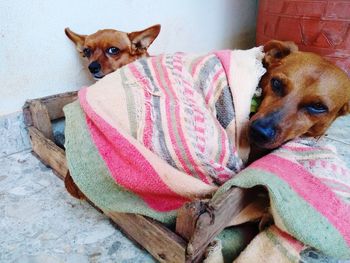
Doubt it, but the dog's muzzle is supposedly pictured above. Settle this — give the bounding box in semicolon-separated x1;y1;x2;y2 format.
249;111;282;148
88;61;101;74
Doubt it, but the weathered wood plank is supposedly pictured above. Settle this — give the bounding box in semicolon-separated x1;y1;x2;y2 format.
43;91;78;120
29;101;54;141
186;188;253;262
23;91;78;125
28;126;67;178
106;212;186;263
64;171;86;200
176;201;206;241
22;104;33;127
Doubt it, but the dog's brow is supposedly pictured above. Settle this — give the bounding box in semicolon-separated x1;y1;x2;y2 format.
303;76;318;88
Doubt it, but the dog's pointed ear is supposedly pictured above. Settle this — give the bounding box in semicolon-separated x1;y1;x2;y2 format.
128;24;161;55
65;28;86;52
263;40;298;68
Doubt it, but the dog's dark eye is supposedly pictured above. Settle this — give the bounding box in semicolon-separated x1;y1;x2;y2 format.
106;47;120;55
271;78;284;96
305;103;328;115
83;48;92;58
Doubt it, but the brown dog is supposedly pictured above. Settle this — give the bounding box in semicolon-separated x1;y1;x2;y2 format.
249;40;350;150
65;24;161;79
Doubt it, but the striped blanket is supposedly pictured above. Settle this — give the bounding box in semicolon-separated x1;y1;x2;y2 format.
66;47;266;212
64;48;350;260
215;138;350;260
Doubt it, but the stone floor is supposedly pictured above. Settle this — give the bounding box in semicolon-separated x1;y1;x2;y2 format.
0;115;349;263
0;151;154;263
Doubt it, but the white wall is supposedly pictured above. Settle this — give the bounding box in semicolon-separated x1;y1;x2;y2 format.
0;0;258;115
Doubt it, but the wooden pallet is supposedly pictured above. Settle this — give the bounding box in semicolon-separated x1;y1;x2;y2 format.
23;91;256;263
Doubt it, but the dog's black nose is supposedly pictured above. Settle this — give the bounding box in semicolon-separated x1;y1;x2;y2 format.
88;61;101;74
249;119;276;144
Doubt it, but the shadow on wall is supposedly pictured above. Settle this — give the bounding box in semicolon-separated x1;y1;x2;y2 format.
222;0;258;49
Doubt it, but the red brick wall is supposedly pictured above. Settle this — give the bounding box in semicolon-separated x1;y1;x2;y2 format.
256;0;350;75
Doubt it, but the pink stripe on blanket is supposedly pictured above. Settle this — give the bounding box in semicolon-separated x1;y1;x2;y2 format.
252;154;350;246
272;226;304;252
218;128;228;164
79;88;189;211
129;63;153;148
281;144;323;152
204;68;224;104
214;50;232;78
191;55;208;76
320;177;350;192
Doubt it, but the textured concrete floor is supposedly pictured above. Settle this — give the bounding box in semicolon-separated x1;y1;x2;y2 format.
0;115;349;263
0;151;154;263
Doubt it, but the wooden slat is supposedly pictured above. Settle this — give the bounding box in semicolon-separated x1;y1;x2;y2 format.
28;126;67;178
64;171;86;199
185;188;253;262
43;91;78;120
29;101;54;141
176;201;206;241
106;212;186;263
23;91;78;125
22;104;33;127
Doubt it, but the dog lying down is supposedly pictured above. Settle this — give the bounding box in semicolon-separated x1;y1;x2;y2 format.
63;41;350;259
64;39;350;201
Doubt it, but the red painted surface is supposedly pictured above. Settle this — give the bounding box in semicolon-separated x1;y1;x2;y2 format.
256;0;350;76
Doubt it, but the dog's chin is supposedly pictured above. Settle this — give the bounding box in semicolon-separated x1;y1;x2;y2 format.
91;72;105;80
93;75;104;80
249;137;283;150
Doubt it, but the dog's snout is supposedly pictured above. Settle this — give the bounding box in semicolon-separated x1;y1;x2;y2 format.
250;120;276;143
88;61;101;74
249;111;282;147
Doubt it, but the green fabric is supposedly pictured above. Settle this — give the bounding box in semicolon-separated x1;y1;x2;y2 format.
218;224;258;263
213;168;350;259
64;101;176;225
250;94;261;113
